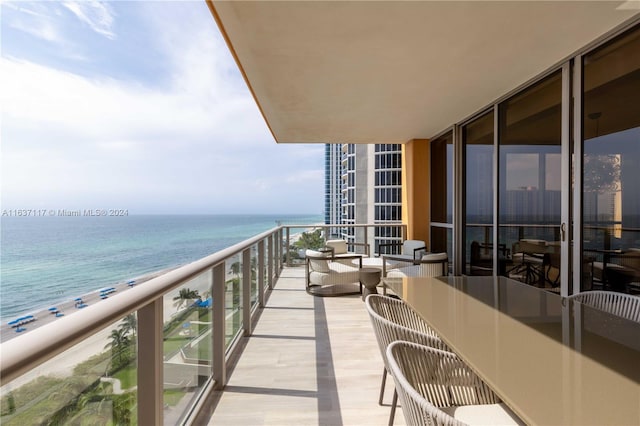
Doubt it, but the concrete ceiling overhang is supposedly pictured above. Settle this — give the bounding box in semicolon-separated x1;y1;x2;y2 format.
208;1;639;144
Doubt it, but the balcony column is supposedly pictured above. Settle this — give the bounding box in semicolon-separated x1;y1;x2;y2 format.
242;248;252;336
268;234;274;289
137;298;163;425
258;240;265;307
401;139;430;243
212;263;226;389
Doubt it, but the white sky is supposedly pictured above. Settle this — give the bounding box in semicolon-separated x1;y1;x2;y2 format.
1;1;324;214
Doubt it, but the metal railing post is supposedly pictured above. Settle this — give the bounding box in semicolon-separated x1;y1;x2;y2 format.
286;226;291;266
242;248;252;336
275;230;282;277
258;240;265;308
137;298;163;425
364;225;369;255
268;234;274;289
212;263;226;389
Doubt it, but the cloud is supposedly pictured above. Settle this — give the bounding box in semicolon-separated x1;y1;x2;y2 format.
3;2;64;43
1;2;324;214
62;1;115;40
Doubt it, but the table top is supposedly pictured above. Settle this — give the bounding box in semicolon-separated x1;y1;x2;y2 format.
383;275;640;425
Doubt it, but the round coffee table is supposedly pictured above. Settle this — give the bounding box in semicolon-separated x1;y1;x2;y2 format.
360;267;381;301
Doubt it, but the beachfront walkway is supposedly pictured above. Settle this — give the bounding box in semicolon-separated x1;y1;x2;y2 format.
204;266;404;425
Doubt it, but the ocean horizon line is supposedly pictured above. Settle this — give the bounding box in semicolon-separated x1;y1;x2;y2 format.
1;211;322;218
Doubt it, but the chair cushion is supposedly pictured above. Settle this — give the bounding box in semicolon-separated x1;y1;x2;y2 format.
403;240;426;257
421;253;448;261
442;403;524;425
326;239;348;254
306;250;330;273
309;263;360;286
387;263;447;278
520;239;546;245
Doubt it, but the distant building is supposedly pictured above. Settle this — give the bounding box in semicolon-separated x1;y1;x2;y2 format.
324;143;402;253
324;143;343;238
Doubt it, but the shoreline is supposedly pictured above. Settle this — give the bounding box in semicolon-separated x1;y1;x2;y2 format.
0;266;197;390
0;267;175;344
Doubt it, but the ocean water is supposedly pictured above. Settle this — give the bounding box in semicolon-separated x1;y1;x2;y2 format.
0;214;321;321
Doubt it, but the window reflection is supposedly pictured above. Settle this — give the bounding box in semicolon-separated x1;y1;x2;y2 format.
583;27;640;294
498;71;562;290
430;132;453;264
463;112;494;275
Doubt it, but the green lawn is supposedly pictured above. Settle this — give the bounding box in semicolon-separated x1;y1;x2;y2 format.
164;389;186;406
113;364;137;389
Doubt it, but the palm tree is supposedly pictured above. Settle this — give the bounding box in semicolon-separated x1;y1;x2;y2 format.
293;229;324;250
104;328;131;369
172;288;200;310
119;313;137;338
229;261;241;277
112;392;135;424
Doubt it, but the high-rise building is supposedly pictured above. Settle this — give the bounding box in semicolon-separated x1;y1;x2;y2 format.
325;143;402;253
324;143;343;238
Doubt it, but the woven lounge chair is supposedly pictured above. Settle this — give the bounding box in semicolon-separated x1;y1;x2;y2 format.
566;291;640;322
365;294;449;426
305;249;362;296
377;239;427;261
383;253;448;278
387;341;524;426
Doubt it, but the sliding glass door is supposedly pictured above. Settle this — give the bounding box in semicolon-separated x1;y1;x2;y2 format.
498;71;563;290
433;23;639;295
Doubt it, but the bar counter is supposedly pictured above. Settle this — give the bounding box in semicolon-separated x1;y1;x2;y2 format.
383;276;640;425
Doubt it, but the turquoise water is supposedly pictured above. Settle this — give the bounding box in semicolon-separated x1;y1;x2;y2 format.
0;214;321;321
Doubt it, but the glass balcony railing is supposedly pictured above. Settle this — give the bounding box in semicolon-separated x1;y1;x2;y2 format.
0;227;285;425
0;223;403;425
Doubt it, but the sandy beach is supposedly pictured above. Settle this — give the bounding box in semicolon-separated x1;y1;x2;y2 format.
0;268;174;344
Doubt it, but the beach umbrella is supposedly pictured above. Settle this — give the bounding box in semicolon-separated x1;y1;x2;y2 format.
8;319;19;327
75;297;82;301
48;307;58;311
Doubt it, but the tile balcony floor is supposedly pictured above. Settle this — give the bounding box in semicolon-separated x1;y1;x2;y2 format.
204;265;404;425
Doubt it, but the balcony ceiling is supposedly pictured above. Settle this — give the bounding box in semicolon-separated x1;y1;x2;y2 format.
209;1;639;144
